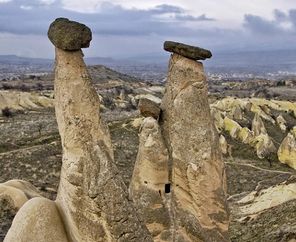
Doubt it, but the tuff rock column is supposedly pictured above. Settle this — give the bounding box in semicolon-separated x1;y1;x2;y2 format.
161;41;229;241
129;100;171;241
48;18;152;242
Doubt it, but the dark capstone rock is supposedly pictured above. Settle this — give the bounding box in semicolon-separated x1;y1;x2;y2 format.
48;18;92;50
164;41;212;60
138;98;161;119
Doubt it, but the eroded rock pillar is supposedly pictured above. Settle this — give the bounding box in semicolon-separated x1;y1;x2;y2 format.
129;116;171;240
161;42;229;241
49;18;152;242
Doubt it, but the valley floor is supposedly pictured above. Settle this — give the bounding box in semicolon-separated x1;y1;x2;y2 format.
0;109;295;241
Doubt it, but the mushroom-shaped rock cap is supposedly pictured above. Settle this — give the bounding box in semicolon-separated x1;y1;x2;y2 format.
164;41;212;60
48;18;92;50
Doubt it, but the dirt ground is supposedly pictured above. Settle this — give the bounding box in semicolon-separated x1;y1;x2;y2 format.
0;109;295;241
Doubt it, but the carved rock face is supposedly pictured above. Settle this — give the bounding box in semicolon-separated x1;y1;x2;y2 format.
48;18;92;50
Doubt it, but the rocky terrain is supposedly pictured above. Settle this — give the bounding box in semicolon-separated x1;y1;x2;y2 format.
0;66;295;240
0;39;296;242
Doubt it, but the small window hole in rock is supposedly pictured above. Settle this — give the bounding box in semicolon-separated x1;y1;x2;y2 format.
165;183;171;193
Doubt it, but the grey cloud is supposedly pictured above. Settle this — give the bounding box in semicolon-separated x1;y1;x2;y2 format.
289;9;296;27
244;9;296;35
0;0;214;36
175;14;215;22
0;1;296;58
153;4;184;14
243;14;282;34
273;9;287;22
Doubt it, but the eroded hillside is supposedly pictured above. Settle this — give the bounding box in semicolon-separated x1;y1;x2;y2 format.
0;66;296;241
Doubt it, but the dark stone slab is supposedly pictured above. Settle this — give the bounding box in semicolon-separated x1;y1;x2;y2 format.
164;41;212;60
48;18;92;51
138;98;161;119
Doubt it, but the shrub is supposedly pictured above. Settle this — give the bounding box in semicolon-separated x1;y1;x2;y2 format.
2;83;13;90
36;83;44;91
2;107;13;117
19;84;30;92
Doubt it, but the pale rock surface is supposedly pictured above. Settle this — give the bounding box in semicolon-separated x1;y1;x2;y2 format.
212;97;296;122
211;109;225;133
3;180;41;199
252;113;267;136
129;117;170;241
4;197;69;242
230;105;243;120
252;133;276;159
278;127;296;169
237;183;296;215
260;104;271;115
130;117;144;129
237;127;254;144
54;48;152;242
223;116;242;139
250;103;275;124
276;115;287;132
219;135;228;155
135;94;162;105
161;53;229;241
0;180;41;210
0;91;53;112
0;185;28;211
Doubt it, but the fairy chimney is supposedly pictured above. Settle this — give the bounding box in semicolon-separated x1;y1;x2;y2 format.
161;41;229;241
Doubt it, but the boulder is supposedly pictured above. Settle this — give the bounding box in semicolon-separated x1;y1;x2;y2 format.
0;185;28;211
4;197;69;242
138;98;161;119
0;180;41;211
164;41;212;60
278;127;296;169
3;180;41;200
48;18;92;50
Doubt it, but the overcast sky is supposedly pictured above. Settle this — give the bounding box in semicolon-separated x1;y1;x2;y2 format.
0;0;295;58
